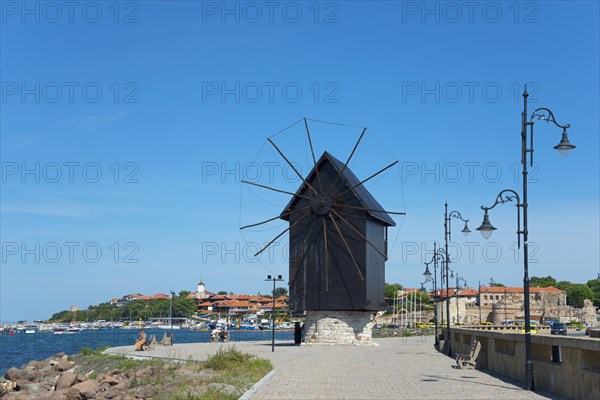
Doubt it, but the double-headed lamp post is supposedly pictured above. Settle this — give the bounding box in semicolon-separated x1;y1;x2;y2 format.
444;202;470;356
476;87;574;392
265;275;284;352
423;242;445;348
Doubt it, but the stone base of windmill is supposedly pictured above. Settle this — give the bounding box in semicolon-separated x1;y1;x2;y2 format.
302;311;378;346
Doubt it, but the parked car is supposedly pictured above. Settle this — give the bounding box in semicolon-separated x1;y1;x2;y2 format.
551;323;567;335
520;323;537;334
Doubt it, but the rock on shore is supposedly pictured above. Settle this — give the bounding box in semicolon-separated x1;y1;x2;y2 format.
1;353;120;399
0;352;225;399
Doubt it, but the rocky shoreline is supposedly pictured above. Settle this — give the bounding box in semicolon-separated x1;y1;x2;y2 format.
2;352;126;399
0;347;270;400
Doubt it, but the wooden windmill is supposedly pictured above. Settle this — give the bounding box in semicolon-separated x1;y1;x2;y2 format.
241;119;404;313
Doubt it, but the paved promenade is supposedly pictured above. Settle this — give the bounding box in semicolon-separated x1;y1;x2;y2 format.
106;336;557;399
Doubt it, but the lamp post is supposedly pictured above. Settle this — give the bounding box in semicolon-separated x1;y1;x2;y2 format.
265;274;284;352
169;290;175;345
478;281;482;324
423;243;445;348
477;86;574;391
444;201;470;356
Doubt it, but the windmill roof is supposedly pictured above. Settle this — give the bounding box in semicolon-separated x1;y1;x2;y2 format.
280;151;395;226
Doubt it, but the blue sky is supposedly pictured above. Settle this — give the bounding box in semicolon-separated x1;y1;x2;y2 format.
1;1;598;322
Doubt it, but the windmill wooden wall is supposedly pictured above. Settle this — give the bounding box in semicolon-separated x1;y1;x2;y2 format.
282;152;394;312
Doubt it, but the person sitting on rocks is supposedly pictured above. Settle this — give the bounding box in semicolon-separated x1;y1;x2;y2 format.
134;329;147;351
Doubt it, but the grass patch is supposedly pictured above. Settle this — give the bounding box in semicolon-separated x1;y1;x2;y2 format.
203;346;272;391
79;346;110;357
66;346;271;399
204;346;257;370
70;348;165;376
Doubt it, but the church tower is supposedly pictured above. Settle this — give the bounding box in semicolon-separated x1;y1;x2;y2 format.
196;276;206;299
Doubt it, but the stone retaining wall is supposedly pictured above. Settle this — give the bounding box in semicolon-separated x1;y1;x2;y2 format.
304;311;376;346
450;327;600;399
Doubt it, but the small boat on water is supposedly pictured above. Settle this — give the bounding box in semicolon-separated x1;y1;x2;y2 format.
53;328;66;335
152;324;182;330
238;323;259;330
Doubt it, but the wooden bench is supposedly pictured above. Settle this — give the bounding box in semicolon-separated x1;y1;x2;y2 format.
455;340;481;369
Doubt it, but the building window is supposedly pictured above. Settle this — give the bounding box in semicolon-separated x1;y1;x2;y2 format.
495;295;499;300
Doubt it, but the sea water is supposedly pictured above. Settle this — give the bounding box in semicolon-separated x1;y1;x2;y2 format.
0;329;293;375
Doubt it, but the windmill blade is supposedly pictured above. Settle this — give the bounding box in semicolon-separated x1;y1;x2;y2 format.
254;209;311;257
268;138;318;196
334;160;398;200
241;180;313;201
336;204;406;215
328;127;366;196
332;209;388;260
328;214;364;281
304;117;323;192
240;203;312;230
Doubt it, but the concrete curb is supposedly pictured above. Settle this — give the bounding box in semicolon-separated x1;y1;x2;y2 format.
239;369;278;400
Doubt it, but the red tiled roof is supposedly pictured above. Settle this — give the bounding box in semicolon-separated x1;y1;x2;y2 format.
459;288;478;296
249;296;272;303
209;295;230;301
480;286;565;294
230;294;252;300
213;300;251;308
436;289;458;297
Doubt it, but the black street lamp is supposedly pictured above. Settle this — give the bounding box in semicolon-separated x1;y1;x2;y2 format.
444;202;470;356
478;281;482;324
169;290;175;345
265;274;284;352
477;87;574;391
423;242;445;348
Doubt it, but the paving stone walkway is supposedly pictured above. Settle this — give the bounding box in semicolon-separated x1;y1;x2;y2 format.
106;336;557;399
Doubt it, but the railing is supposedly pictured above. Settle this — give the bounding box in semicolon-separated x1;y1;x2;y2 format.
449;326;600;399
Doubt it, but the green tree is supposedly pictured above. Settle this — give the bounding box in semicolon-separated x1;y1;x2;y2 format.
217;291;228;295
530;275;558;287
173;297;197;317
384;283;403;300
488;278;504;287
273;287;288;298
586;277;600;307
570;284;594;308
178;290;191;298
556;281;594;308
